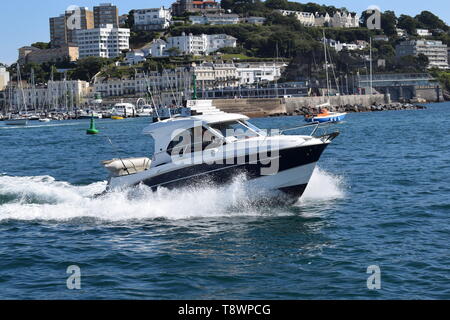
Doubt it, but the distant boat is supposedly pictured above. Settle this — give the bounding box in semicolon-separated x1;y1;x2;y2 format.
111;116;124;120
5;118;29;126
305;104;347;123
39;118;51;123
305;110;347;123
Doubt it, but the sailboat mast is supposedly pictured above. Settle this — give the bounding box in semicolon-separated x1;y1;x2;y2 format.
323;29;331;99
369;37;373;96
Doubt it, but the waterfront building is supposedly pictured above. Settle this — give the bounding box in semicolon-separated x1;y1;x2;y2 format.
18;45;79;64
323;39;368;52
172;0;222;16
314;12;331;27
94;3;119;28
93;61;286;98
133;7;172;31
76;24;130;59
236;62;286;86
49;7;94;47
396;40;449;69
189;14;240;25
0;67;10;91
5;80;90;111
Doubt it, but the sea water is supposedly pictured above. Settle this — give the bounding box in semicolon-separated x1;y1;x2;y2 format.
0;103;449;299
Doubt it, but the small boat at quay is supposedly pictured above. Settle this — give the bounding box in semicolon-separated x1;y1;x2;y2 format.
101;100;340;204
305;108;347;123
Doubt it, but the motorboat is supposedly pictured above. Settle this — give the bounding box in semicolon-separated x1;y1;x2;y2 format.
111;103;136;118
101;100;340;204
305;104;347;123
5;117;29;126
39;118;51;123
136;105;154;117
77;110;103;119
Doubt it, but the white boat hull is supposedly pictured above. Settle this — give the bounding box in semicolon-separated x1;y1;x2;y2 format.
5;119;28;126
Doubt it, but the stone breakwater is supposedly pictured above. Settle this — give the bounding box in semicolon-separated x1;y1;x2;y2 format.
294;103;427;116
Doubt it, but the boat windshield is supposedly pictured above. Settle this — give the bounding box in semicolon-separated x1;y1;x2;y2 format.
209;120;263;140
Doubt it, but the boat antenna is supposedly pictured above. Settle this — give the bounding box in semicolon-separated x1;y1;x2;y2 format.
323;29;331;102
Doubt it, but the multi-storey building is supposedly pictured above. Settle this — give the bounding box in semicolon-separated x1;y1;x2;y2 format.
18;45;79;64
94;3;119;28
133;7;172;31
416;29;432;37
0;67;10;91
76;24;130;59
49;7;94;47
5;80;90;110
396;40;449;69
236;63;285;85
172;0;221;16
189;14;240;25
278;10;359;28
278;10;316;26
165;33;237;56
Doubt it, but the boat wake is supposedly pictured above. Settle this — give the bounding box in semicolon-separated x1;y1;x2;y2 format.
0;168;345;222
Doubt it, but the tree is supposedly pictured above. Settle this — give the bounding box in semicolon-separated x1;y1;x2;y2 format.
166;47;182;57
415;11;449;31
397;15;418;35
31;42;50;50
70;57;113;81
381;11;397;37
265;0;289;9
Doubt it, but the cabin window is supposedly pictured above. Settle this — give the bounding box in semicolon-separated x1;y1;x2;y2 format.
210;121;261;140
167;127;222;156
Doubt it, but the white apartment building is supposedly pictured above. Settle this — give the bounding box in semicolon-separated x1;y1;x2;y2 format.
236;63;285;85
278;10;359;28
167;33;208;56
329;11;359;28
125;50;147;65
148;39;167;57
133;7;172;31
417;29;432;37
396;40;449;69
189;14;240;25
207;34;238;53
278;10;316;26
324;38;368;52
0;67;10;91
76;24;130;58
166;33;237;56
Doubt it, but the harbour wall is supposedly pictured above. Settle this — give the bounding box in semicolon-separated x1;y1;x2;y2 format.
212;94;389;117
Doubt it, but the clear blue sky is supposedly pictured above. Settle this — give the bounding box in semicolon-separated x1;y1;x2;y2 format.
0;0;449;65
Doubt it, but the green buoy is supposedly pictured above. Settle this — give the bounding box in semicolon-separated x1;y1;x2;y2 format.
86;116;99;135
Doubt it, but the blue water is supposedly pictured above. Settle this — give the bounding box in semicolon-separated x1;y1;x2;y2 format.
0;103;449;299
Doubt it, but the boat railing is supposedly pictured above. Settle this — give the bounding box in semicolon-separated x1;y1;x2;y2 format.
279;121;336;137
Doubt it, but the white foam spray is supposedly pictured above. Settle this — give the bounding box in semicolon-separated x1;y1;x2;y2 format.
0;168;345;222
